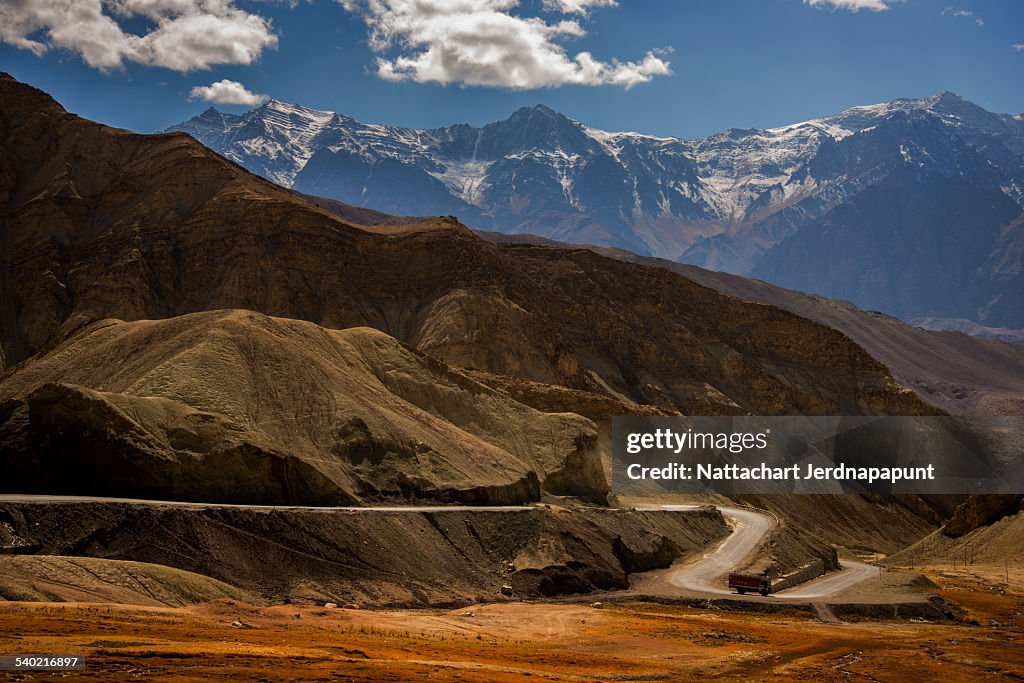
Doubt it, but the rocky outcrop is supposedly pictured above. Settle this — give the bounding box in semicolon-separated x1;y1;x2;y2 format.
943;495;1024;538
0;383;353;505
509;506;728;596
749;524;839;576
740;493;938;556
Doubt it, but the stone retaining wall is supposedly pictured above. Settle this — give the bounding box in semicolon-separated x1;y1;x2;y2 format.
770;559;826;593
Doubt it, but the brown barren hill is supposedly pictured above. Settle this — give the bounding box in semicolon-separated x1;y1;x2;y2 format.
636;259;1024;416
0;73;932;422
504;235;1024;417
0;311;605;504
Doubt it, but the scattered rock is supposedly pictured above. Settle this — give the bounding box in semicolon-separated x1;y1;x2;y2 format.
590;602;604;609
500;585;514;596
324;602;338;609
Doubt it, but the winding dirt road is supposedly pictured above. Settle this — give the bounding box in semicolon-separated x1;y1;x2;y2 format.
661;504;878;599
775;559;880;599
662;505;773;595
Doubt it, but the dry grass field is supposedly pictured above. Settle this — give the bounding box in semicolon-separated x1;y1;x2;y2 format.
0;567;1020;682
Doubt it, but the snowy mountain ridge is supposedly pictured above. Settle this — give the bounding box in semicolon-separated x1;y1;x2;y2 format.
169;93;1024;328
174;93;1023;222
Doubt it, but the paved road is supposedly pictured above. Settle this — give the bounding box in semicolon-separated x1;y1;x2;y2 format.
0;494;532;513
662;504;877;600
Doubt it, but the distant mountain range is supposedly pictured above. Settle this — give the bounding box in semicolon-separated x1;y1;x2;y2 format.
168;93;1024;329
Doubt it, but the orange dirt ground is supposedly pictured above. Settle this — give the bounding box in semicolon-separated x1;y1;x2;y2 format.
0;568;1020;682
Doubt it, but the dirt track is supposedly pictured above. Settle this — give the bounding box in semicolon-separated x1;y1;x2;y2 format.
666;505;774;594
778;559;880;599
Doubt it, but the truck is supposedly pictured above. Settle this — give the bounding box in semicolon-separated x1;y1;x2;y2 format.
728;572;771;596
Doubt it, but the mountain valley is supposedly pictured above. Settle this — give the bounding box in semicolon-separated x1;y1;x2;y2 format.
0;74;1021;654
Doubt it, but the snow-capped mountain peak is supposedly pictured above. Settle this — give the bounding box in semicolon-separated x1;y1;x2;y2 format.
168;91;1024;269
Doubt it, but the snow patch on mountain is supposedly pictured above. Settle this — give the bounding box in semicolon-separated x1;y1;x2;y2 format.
430;159;494;205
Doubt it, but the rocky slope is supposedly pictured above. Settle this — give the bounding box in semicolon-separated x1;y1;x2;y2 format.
479;231;1024;417
911;318;1024;345
648;261;1024;417
942;495;1024;538
0;72;953;511
2;74;1010;572
888;499;1024;566
0;556;260;607
169;93;1024;328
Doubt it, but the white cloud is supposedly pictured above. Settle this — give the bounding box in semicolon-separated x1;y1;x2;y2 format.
542;0;618;14
0;0;278;72
1014;44;1024;52
941;7;983;26
189;78;269;105
337;0;671;90
803;0;895;11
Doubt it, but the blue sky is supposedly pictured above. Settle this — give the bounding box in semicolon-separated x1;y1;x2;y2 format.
1;0;1022;138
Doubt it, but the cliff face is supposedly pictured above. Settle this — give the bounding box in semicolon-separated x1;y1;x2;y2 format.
0;74;933;422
